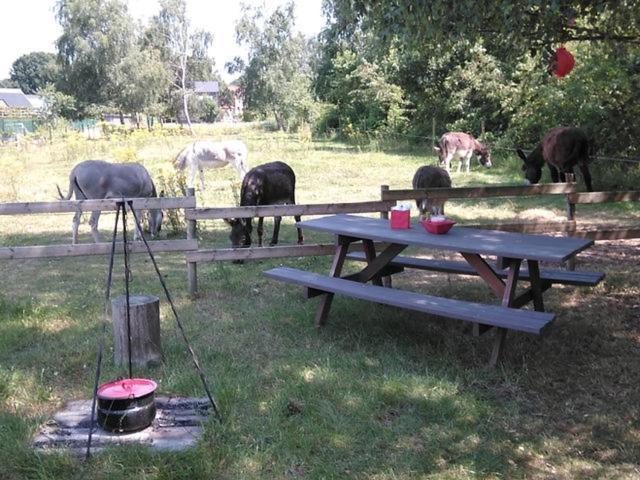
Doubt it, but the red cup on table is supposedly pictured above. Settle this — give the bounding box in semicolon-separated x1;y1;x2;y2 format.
389;205;411;229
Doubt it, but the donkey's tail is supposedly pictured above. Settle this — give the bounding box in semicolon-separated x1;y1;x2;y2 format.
56;176;74;200
174;144;191;170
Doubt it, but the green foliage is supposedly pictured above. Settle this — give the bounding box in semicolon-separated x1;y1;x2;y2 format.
55;0;135;115
112;49;171;121
9;52;59;94
317;48;408;136
235;2;318;131
154;169;187;234
503;42;640;157
196;95;220;123
324;0;640;59
0;78;19;88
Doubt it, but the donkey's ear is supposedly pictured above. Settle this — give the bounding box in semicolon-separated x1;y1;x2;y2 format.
516;149;528;162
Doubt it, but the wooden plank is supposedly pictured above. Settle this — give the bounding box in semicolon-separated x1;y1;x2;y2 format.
573;227;640;240
345;252;604;286
567;191;640;204
467;220;577;234
264;267;555;335
298;215;593;263
185;201;394;220
185;241;388;262
33;396;210;454
0;239;198;259
0;196;195;215
381;183;576;202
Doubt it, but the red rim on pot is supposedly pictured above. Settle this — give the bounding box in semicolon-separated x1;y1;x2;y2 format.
97;378;157;400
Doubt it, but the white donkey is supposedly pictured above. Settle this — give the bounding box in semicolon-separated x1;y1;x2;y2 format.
434;132;492;173
174;139;248;190
57;160;164;244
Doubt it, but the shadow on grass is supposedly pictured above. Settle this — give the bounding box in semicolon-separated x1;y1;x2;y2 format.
0;231;639;477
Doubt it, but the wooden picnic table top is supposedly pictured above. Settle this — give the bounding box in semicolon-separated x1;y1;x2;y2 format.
297;214;594;263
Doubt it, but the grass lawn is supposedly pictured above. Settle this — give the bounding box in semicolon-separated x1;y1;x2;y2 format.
0;123;639;479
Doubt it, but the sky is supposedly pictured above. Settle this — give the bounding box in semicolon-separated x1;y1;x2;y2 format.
0;0;325;83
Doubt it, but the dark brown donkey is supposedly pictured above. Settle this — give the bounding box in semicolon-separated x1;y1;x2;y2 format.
225;161;304;249
517;127;593;191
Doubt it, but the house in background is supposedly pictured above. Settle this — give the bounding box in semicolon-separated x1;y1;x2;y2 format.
0;88;41;139
194;81;219;101
0;88;33;109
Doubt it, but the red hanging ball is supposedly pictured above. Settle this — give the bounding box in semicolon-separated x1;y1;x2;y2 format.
550;47;575;78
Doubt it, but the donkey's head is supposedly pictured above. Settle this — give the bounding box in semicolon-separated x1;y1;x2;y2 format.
516;147;544;185
224;217;252;248
147;190;164;238
475;144;492;168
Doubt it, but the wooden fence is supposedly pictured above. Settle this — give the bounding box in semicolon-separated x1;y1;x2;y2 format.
184;195;395;295
0;196;197;260
1;184;638;296
381;183;640;240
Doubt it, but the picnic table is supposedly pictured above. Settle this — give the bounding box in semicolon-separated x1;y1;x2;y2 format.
264;214;604;366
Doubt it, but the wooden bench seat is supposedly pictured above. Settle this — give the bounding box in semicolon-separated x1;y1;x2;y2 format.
345;252;604;286
263;267;555;335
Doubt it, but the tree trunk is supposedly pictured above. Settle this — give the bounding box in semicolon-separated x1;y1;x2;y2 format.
112;294;162;368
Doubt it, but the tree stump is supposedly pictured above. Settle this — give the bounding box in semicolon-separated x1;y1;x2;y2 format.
112;294;162;368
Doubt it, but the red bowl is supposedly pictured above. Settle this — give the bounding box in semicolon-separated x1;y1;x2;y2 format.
420;219;456;234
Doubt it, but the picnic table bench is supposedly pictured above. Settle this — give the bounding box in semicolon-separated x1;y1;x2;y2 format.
264;215;603;366
344;252;605;287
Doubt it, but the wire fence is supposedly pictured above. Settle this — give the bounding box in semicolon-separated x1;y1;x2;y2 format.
340;128;640;165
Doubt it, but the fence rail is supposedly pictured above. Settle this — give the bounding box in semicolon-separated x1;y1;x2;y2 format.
0;197;195;215
0;195;195;261
186;200;393;220
1;184;639;296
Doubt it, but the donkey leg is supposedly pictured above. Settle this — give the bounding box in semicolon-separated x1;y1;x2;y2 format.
132;209;144;240
188;163;197;189
257;217;265;247
199;168;206;191
579;164;593;191
270;216;282;246
549;165;560;183
72;211;81;244
294;215;304;244
444;153;453;173
89;211;101;243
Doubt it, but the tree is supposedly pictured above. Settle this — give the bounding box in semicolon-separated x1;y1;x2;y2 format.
9;52;60;94
112;50;171;127
324;0;640;60
235;2;317;131
145;0;213;134
0;79;19;88
55;0;134;115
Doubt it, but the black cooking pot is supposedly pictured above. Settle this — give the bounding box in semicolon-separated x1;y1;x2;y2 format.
97;378;157;433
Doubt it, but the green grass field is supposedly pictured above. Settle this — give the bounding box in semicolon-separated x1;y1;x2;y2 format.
0;123;639;479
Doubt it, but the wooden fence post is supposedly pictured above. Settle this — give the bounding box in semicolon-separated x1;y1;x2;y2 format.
186;187;198;296
565;189;577;271
380;185;390;219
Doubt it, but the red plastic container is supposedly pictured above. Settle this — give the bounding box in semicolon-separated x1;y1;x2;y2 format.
390;209;410;229
420;219;456;234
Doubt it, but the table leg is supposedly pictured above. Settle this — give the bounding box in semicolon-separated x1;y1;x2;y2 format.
527;260;545;312
489;258;522;367
363;239;383;286
314;236;351;327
